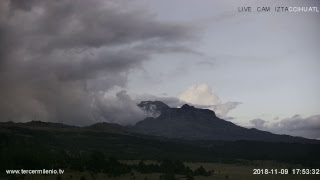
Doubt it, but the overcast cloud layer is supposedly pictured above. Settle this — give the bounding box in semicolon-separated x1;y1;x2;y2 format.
0;0;196;125
0;0;319;140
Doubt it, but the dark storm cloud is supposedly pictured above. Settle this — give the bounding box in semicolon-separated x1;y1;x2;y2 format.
0;0;196;125
9;0;34;11
249;115;320;139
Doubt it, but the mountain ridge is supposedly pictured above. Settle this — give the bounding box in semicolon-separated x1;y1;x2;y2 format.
133;101;318;143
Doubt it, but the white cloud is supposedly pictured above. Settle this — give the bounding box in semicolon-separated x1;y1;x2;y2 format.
179;83;241;119
212;101;242;118
179;84;221;105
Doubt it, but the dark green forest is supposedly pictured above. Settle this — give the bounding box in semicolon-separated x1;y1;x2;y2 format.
1;124;320;179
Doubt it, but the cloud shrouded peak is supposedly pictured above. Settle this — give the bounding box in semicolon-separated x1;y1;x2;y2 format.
0;0;196;125
178;84;241;119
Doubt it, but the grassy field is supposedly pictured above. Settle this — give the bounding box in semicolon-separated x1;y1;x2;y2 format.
4;161;319;180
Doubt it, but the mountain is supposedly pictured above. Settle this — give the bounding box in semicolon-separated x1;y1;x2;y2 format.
138;100;169;118
132;101;317;143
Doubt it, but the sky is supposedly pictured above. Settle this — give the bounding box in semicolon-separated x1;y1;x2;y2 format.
0;0;319;139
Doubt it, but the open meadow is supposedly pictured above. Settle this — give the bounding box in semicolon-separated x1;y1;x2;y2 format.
7;161;319;180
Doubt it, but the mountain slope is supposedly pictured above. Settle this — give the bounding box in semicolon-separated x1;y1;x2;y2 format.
132;102;317;143
138;100;169;118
